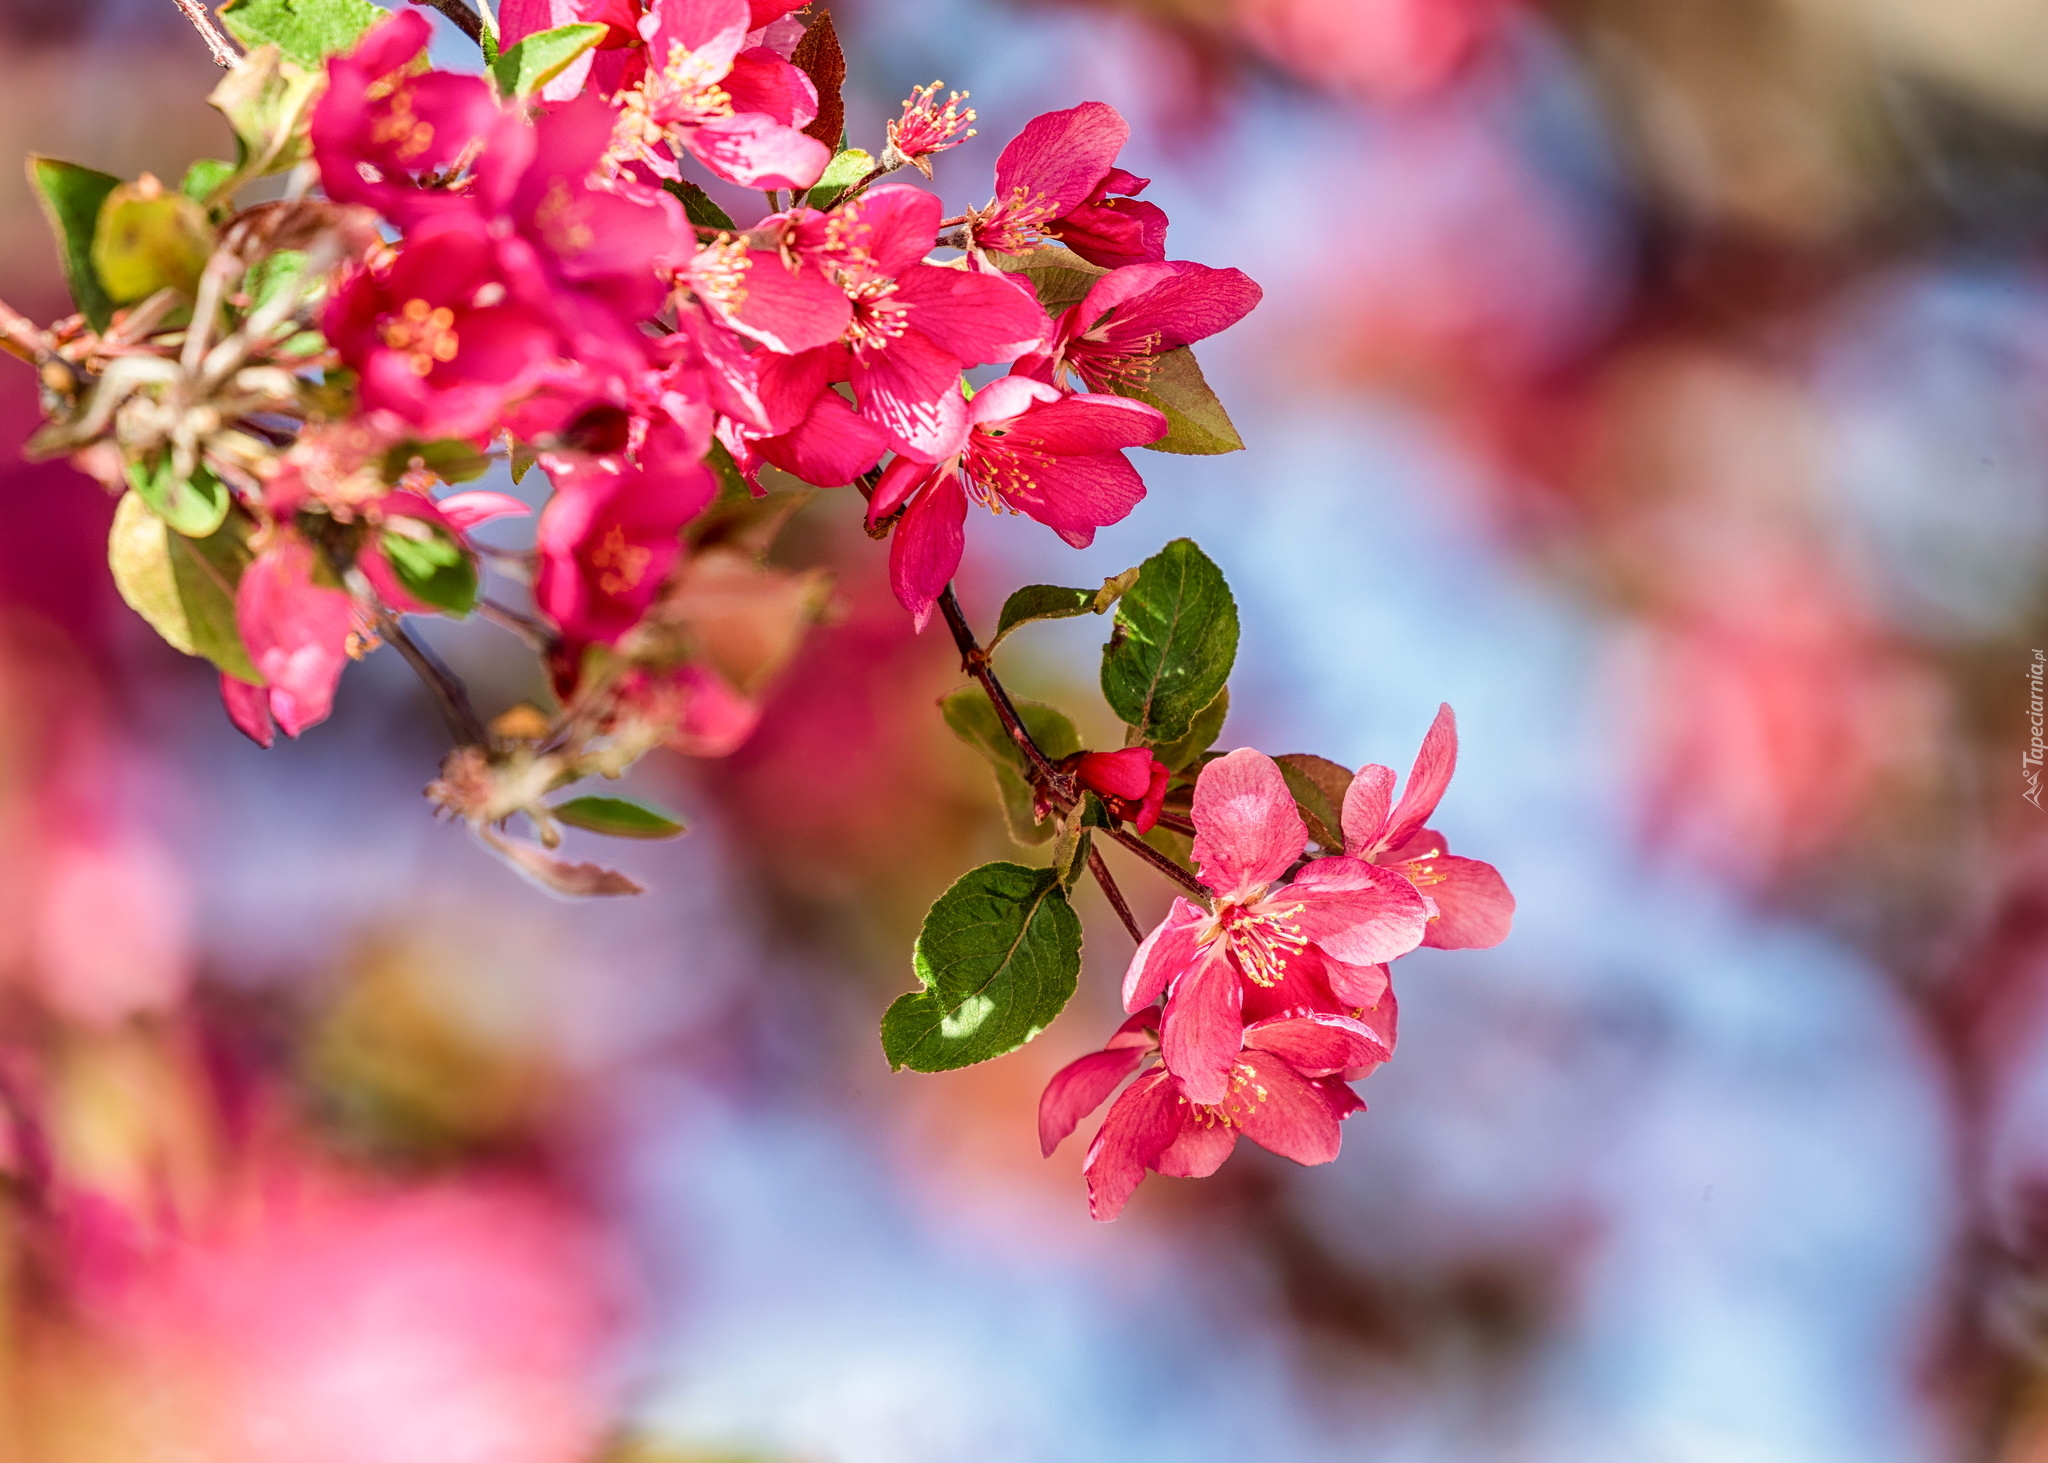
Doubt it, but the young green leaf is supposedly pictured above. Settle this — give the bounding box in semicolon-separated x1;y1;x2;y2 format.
940;687;1081;845
127;454;232;538
93;180;213;306
803;147;872;210
985;245;1109;315
882;862;1082;1072
665;179;737;232
206;44;323;189
381;437;492;485
1100;538;1239;744
1275;753;1352;852
988;567;1140;651
491;22;606;97
1151;685;1229;771
1111;347;1244;455
179;159;239;208
379;521;478;616
551;795;688;840
218;0;383;67
1051;803;1096;892
107;491;261;682
27;156;120;331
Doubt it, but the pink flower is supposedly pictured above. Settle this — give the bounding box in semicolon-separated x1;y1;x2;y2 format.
326;213;564;440
714;344;887;488
1127;749;1430;1102
1039;1009;1389;1221
610;0;830;191
1022;260;1263;393
675;232;851;357
883;83;977;178
534;457;714;646
792;186;1051;462
229;533;358;742
1073;746;1170;834
312;12;524;228
968;102;1169;269
863;375;1165;627
1340;703;1515;950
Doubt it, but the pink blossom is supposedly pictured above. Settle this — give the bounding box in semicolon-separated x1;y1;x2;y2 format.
612;661;761;756
1073;746;1170;834
675;232;851;357
609;0;829;192
312;12;525;228
1022;260;1263;393
534;457;714;646
326;213;564;440
1340;703;1514;950
969;102;1169;269
231;533;357;741
1127;748;1430;1102
790;186;1051;462
1039;1010;1388;1221
863;375;1165;627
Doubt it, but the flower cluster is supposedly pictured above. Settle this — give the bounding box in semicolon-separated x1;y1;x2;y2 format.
1042;707;1513;1218
0;0;1506;1217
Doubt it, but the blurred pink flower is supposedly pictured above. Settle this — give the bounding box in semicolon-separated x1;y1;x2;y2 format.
231;533;357;742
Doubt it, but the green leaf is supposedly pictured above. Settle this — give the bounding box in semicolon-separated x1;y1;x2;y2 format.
665;179;737;232
219;0;383;67
940;687;1081;845
985;245;1109;315
179;158;239;207
1113;347;1244;455
206;44;324;189
93;180;213;306
108;491;260;681
127;453;232;538
378;519;477;616
882;862;1082;1072
381;436;492;485
1275;752;1351;852
551;795;687;840
27;156;120;331
491;22;606;97
987;567;1139;651
1151;685;1228;771
1051;801;1096;892
1100;538;1238;744
803;147;871;210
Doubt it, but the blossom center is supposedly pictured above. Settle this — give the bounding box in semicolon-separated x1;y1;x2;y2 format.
1181;1061;1272;1128
380;298;460;376
689;236;752;315
368;89;435;163
1220;900;1308;987
843;276;910;351
590;525;652;595
1398;849;1447;888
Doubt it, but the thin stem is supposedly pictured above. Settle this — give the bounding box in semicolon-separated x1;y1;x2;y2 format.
1088;844;1144;942
1103;824;1210;902
416;0;485;45
477;596;553;649
171;0;239;66
1153;810;1196;838
376;609;488;746
936;583;1067;794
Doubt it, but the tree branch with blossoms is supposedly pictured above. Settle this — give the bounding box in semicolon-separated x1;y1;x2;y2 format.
0;0;1516;1219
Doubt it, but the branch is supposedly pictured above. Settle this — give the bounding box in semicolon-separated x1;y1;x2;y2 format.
935;583;1069;796
171;0;240;66
1153;810;1195;838
1088;844;1144;942
375;609;489;746
416;0;485;45
1103;824;1210;902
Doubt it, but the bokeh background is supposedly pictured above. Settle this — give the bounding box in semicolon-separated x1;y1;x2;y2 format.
7;0;2048;1458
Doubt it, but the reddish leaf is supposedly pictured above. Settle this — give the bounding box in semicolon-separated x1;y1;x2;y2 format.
791;10;846;150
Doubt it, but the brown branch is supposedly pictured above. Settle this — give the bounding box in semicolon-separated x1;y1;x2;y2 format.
935;583;1070;796
1103;823;1210;901
416;0;485;45
375;609;488;746
1088;844;1144;942
1153;810;1195;838
171;0;239;66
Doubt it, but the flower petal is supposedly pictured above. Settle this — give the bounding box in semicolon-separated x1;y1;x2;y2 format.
1418;854;1515;950
1243;1013;1390;1074
1385;702;1456;852
756;390;887;486
1228;1052;1345;1166
1154;1120;1235;1178
993;101;1130;217
1159;941;1242;1105
1038;1046;1143;1156
1082;1068;1182;1221
1122;896;1210;1011
1191;749;1307;900
850;327;969;461
886;465;966;628
1286;857;1430;965
1340;763;1395;856
894;264;1050;366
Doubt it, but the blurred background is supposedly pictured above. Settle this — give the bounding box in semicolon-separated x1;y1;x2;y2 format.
6;0;2048;1457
